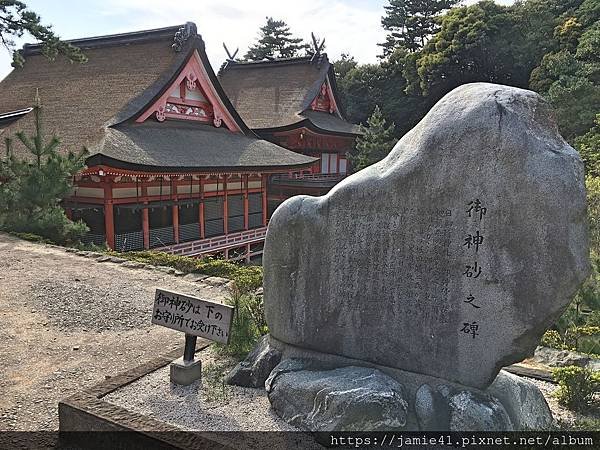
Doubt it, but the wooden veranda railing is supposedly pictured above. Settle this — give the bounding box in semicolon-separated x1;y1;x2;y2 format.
156;226;267;258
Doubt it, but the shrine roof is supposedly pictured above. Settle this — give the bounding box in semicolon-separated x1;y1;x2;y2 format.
0;26;182;160
0;23;315;172
86;121;316;172
218;55;360;135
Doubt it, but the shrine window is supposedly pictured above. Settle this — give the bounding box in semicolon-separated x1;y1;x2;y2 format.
321;153;338;174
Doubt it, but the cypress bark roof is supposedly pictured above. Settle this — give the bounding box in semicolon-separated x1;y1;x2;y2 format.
0;24;316;171
87;121;316;172
218;56;360;136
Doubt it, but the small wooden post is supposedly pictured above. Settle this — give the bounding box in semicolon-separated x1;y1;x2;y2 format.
183;334;197;362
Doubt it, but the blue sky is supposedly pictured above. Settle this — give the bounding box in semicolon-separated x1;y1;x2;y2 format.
0;0;515;81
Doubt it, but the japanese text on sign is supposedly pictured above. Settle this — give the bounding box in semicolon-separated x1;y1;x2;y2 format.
151;289;234;344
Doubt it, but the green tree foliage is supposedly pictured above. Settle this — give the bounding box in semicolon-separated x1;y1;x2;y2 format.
0;94;88;244
380;0;460;57
244;17;309;61
334;50;435;138
348;106;398;172
529;0;600;140
549;176;600;355
338;0;598;148
0;0;86;67
333;53;358;79
576;115;600;177
404;1;531;97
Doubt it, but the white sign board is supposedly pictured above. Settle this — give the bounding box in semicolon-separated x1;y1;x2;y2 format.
151;289;234;344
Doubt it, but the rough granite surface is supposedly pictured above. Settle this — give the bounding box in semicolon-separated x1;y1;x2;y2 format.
263;82;590;389
265;357;553;432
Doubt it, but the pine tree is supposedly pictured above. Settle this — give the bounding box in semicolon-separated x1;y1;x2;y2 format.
0;93;88;244
245;17;309;61
379;0;460;57
348;106;398;172
1;0;87;67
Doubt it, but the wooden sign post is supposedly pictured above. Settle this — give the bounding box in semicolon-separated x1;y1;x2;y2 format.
152;288;234;385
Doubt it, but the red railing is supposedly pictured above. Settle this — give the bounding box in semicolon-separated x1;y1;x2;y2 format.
271;173;344;182
156;226;267;257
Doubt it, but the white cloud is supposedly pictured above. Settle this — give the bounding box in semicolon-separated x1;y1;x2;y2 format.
99;0;387;67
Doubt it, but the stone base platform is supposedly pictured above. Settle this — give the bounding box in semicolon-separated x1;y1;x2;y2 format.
227;335;555;433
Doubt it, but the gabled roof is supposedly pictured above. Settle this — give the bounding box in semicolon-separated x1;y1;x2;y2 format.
0;25;181;158
0;23;316;171
218;55;360;136
87;121;314;172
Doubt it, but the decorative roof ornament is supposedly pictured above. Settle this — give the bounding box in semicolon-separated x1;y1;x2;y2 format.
309;32;325;63
223;43;239;63
172;22;197;52
219;43;240;73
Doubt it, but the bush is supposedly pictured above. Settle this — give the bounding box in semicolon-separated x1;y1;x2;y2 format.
118;251;200;273
3;206;88;245
218;292;264;359
541;330;568;350
564;326;600;356
0;98;88;245
553;366;600;410
111;251;264;291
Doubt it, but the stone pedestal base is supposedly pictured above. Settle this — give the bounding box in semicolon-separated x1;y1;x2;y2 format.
229;336;554;432
169;357;202;386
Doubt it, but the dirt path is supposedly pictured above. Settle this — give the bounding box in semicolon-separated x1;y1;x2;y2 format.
0;233;228;432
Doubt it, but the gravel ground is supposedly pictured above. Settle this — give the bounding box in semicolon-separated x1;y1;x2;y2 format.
105;349;599;439
104;346;321;449
0;232;229;435
527;377;599;428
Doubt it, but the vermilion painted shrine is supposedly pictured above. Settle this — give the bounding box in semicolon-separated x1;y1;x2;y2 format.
0;22;359;261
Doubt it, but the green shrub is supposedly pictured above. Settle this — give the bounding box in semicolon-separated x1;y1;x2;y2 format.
109;251;264;291
0;98;88;245
541;330;568;350
553;366;600;410
9;231;51;243
119;251;200;273
560;417;600;431
565;326;600;356
217;292;264;359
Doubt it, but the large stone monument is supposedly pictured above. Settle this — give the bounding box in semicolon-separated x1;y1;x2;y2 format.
227;83;590;432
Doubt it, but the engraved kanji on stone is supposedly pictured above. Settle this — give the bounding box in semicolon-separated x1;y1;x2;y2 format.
464;231;484;252
463;261;482;278
460;321;479;339
464;294;481;308
467;199;487;221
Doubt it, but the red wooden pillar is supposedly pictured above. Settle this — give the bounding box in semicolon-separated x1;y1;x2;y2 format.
103;182;115;249
223;175;228;235
142;206;149;249
261;174;268;226
199;177;205;239
172;204;179;244
141;182;149;249
243;174;249;230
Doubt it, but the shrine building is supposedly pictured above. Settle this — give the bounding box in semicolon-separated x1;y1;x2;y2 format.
218;53;360;213
0;23;359;261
